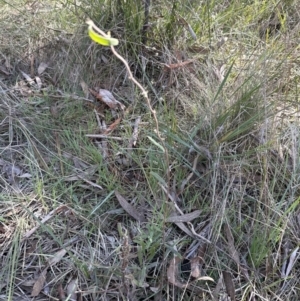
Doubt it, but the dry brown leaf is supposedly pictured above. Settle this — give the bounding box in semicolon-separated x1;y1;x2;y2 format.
167;256;187;288
167;210;201;223
222;271;235;301
90;88;125;110
281;245;299;278
98;89;118;108
102;117;122;134
190;256;201;278
224;222;249;279
115;191;146;222
37;62;48;75
48;248;67;266
66;278;78;301
31;268;47;297
35;76;42;90
80;80;90;98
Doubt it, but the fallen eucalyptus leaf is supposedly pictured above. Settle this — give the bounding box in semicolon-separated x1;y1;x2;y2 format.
31;268;47;297
167;210;201;223
115;191;146;222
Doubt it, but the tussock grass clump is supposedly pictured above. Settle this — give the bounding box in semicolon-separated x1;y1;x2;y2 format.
0;0;300;300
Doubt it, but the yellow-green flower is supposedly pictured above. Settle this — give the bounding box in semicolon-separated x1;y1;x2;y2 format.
87;20;119;47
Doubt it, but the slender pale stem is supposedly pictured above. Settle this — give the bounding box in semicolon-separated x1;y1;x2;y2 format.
86;19;170;192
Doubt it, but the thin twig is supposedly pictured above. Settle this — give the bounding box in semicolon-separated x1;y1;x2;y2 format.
87;19;170;193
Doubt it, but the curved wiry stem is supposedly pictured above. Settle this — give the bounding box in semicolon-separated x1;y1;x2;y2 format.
86;19;170;192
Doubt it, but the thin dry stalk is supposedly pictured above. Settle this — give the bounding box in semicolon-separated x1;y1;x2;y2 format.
86;19;170;193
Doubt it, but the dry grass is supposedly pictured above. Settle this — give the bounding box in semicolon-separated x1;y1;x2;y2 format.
1;0;300;300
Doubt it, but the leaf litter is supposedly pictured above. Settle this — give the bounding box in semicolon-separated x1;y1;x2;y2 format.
115;191;146;223
1;1;300;300
31;248;68;296
90;88;126;111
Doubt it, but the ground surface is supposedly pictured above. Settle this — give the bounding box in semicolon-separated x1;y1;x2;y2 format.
1;0;300;300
